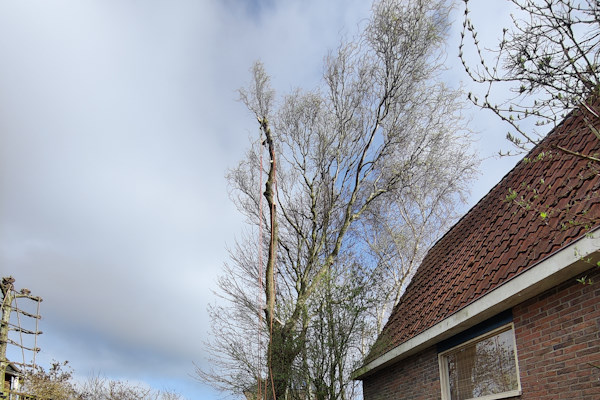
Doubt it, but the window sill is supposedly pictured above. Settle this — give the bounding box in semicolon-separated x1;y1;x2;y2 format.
465;389;521;400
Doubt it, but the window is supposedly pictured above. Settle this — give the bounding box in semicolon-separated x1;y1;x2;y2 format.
438;324;521;400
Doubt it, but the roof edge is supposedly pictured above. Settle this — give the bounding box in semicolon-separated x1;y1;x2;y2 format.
353;228;600;380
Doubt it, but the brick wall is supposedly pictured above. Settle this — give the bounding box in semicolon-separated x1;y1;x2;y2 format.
362;268;600;400
513;267;600;400
362;346;441;400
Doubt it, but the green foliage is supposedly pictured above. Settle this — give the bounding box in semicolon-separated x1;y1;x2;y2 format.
505;188;518;203
576;275;594;285
523;151;552;164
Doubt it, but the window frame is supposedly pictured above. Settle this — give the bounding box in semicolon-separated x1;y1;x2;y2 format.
438;323;522;400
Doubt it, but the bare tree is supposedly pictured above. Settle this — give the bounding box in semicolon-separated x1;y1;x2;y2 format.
19;362;186;400
20;361;80;400
77;374;186;400
460;0;600;231
300;256;376;400
200;0;478;398
360;157;470;333
460;0;600;153
78;375;156;400
199;233;268;396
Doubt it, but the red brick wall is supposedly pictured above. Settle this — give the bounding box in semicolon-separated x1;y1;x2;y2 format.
362;268;600;400
513;267;600;400
362;346;441;400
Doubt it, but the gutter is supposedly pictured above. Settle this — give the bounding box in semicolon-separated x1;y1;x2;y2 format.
353;229;600;380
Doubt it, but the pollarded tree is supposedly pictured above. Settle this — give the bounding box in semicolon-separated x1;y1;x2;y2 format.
200;0;478;399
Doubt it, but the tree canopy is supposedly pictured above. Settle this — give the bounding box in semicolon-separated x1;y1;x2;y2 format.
200;0;479;399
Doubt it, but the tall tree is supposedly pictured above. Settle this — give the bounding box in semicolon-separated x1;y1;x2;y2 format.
200;0;478;398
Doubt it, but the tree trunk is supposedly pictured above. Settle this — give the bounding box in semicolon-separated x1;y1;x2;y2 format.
266;323;301;400
260;117;290;400
0;278;15;398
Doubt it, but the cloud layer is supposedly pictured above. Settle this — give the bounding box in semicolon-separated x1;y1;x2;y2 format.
0;1;519;398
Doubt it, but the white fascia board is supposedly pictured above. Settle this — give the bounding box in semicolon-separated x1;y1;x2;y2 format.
354;230;600;380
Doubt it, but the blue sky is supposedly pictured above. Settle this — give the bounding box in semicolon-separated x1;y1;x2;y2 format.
0;1;520;398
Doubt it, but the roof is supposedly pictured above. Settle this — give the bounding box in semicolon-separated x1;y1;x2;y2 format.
365;105;600;364
5;362;22;376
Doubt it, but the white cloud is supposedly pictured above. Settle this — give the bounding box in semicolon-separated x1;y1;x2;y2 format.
0;0;523;398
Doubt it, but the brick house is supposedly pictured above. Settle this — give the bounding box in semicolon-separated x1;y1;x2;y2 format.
354;107;600;400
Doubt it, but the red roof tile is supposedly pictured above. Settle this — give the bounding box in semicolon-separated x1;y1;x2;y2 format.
366;106;600;362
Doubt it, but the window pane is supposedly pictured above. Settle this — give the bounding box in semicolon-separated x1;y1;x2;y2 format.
446;328;518;400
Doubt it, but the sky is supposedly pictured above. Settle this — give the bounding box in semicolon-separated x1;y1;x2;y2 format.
0;1;521;399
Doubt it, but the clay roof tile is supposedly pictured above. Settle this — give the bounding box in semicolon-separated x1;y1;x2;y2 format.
366;105;600;362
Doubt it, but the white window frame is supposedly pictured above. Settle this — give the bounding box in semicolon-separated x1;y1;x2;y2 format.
438;323;522;400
